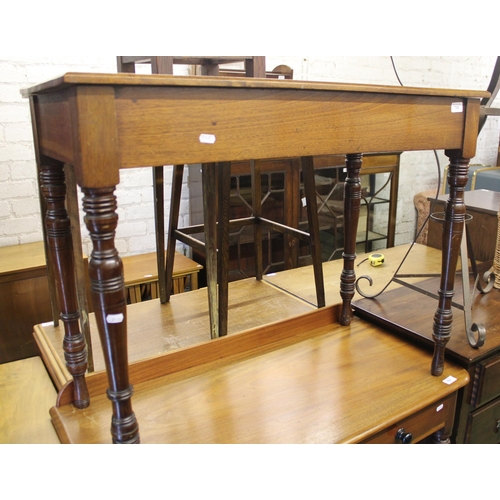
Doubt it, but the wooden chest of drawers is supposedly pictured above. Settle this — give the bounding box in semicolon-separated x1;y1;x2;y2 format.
362;392;458;444
354;273;500;443
465;353;500;443
427;189;500;263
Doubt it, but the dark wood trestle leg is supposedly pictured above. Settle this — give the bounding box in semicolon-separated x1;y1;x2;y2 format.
431;151;470;376
39;159;89;409
202;163;219;339
165;165;185;303
217;162;231;338
340;153;363;326
82;187;140;444
301;155;326;308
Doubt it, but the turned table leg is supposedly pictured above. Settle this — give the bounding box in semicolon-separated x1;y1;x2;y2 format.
431;152;470;376
340;153;363;326
82;187;140;444
39;159;89;409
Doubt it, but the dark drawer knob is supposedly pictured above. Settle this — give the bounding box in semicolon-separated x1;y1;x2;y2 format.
395;428;413;444
496;420;500;432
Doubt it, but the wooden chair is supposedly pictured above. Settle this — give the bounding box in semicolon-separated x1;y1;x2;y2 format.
116;56;324;338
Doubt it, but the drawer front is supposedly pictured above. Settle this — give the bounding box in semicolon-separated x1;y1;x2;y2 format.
471;353;500;408
362;393;457;444
465;395;500;444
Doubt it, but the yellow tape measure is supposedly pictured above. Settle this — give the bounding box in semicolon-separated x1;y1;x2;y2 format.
368;253;385;267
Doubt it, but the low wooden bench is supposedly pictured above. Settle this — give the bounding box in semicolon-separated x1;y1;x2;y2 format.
0;357;60;444
122;251;203;304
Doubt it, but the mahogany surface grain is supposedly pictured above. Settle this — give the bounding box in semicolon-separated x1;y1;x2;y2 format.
49;311;468;444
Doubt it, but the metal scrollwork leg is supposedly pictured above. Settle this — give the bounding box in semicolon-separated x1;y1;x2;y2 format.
460;227;486;348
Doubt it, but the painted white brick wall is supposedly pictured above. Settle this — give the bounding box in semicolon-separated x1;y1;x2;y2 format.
1;56;499;256
0;56;191;257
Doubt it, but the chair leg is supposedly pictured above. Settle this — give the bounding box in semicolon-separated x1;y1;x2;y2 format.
301;155;326;308
251;160;263;281
165;165;184;303
217;162;231;337
153;166;166;302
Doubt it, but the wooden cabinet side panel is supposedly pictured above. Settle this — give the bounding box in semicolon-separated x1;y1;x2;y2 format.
0;277;54;363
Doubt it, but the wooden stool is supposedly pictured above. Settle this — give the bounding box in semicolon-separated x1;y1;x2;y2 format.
117;57;324;338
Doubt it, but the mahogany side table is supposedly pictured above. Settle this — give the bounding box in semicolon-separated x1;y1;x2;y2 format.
23;73;487;443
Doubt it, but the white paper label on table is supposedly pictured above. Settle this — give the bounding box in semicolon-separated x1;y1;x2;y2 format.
199;134;216;144
442;375;457;385
451;102;463;113
436;404;444;412
106;313;124;324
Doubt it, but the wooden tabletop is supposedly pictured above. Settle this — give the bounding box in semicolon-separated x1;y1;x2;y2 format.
264;243;447;306
0;357;60;444
36;243;455;390
21;72;490;98
354;275;500;366
49;306;469;444
0;241;47;281
22;73;487;185
35;277;315;389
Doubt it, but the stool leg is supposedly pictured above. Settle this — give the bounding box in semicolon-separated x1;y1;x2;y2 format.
165;164;184;302
202;163;219;339
252;160;263;281
340;153;363;326
153;166;166;302
217;162;231;337
301;156;326;308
